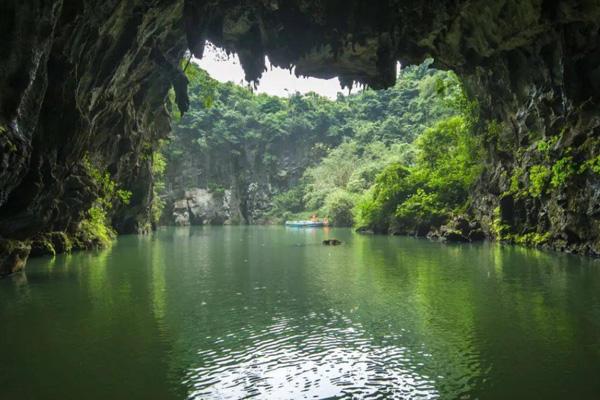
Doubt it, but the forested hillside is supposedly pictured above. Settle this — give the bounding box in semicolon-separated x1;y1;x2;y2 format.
159;60;472;233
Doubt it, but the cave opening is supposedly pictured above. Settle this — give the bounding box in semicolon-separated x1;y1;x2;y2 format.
0;1;599;272
2;2;600;399
161;42;475;232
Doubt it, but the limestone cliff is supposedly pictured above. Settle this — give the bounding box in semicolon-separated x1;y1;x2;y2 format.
1;0;600;274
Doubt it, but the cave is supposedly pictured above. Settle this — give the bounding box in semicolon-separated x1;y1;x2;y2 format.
2;1;600;275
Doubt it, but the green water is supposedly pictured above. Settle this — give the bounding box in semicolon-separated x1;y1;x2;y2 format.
1;226;600;399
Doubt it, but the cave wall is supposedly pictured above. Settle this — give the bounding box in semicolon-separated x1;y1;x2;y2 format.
1;0;600;274
0;0;189;274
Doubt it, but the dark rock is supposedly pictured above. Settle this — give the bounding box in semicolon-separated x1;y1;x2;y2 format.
438;215;484;243
469;229;486;242
426;230;441;241
441;230;470;243
30;232;72;257
356;228;374;235
415;224;431;238
323;239;342;246
0;239;30;277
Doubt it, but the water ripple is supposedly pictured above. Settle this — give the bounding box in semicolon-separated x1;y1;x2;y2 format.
186;313;439;399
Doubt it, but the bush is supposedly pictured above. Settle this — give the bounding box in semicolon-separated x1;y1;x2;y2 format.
77;206;116;249
323;190;357;226
273;186;305;214
354;163;414;232
394;189;446;229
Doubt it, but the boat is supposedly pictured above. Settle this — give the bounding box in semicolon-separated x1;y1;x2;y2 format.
285;220;326;228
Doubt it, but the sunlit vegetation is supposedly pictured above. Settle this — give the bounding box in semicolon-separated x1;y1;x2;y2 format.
161;59;482;231
355;113;483;233
78;155;132;248
151;146;168;225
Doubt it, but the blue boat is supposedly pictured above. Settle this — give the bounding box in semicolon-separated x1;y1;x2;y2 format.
285;220;326;228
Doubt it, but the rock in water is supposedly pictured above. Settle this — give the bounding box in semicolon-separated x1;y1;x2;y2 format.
0;240;30;277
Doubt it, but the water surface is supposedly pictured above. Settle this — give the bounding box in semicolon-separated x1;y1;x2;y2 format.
1;226;600;399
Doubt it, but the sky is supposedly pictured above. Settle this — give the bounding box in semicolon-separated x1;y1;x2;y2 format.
193;42;345;99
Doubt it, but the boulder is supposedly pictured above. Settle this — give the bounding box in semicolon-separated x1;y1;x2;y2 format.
0;240;30;277
437;215;486;243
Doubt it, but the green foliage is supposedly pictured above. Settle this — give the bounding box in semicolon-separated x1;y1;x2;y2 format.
485;120;514;153
151;149;167;224
394;189;445;229
486;120;503;141
163;61;461;224
550;156;576;188
491;206;510;240
82;155;132;211
355;163;414;232
511;232;551;246
323;190;357;227
414;116;483;204
535;136;559;157
162;59;483;233
528;165;550;198
356;111;482;233
78;206;116;248
508;166;524;196
580;155;600;175
81;155;130;247
272;186;305;214
116;189;132;205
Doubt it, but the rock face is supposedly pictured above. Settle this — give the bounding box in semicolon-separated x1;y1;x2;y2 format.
0;1;189;274
428;216;486;243
163;129;332;224
169;188;231;226
1;1;600;274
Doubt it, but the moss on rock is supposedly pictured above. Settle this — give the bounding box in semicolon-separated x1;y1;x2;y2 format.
0;239;31;276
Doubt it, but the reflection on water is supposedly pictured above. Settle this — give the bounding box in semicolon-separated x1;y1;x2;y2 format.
188;312;437;399
1;226;600;399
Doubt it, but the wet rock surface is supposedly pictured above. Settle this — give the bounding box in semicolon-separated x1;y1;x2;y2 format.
428;216;486;243
168;188;231;226
0;239;30;276
1;0;600;268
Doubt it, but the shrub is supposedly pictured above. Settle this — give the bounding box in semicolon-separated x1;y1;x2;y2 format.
273;186;305;214
394;189;445;229
354;163;414;232
323;190;357;227
80;154;131;247
77;206;116;249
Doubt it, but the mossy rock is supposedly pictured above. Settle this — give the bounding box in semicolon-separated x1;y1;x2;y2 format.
0;239;31;276
30;232;74;257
